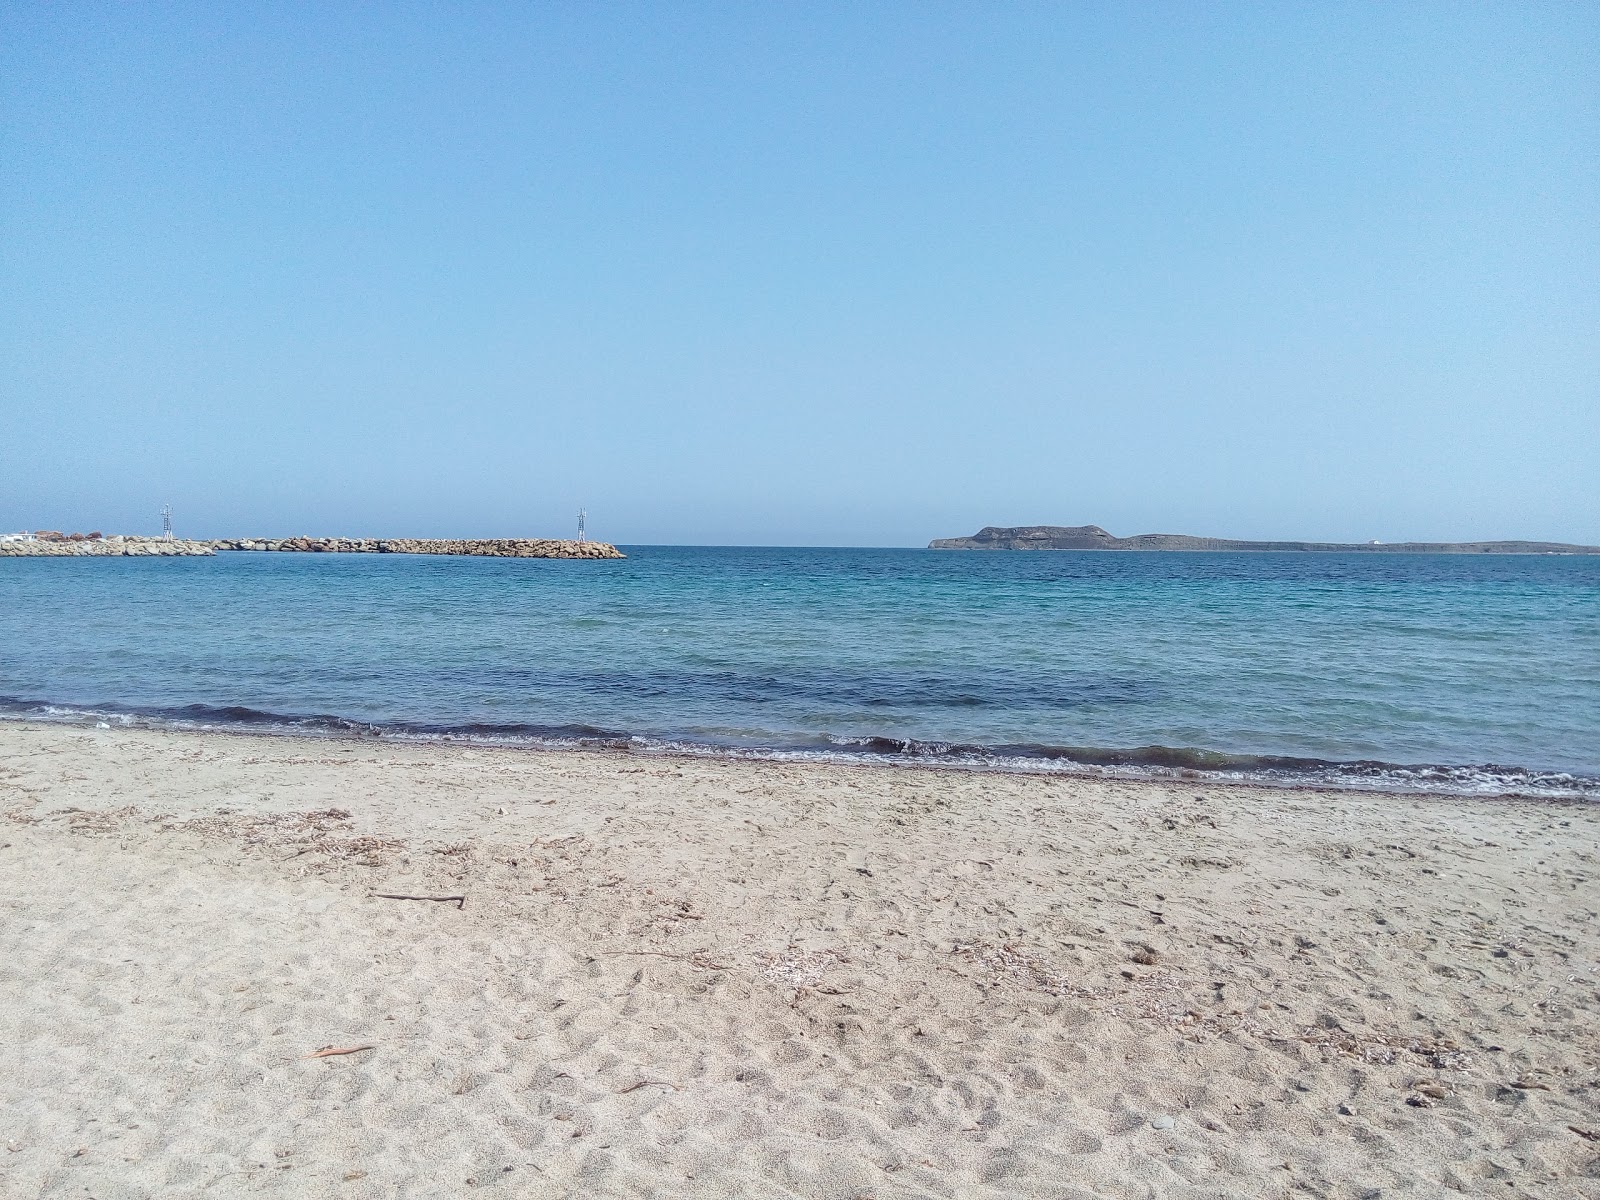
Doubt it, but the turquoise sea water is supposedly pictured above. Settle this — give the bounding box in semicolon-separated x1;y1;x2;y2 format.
1;547;1596;797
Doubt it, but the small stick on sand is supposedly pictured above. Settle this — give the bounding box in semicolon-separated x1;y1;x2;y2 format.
303;1045;375;1059
372;892;466;909
617;1080;682;1094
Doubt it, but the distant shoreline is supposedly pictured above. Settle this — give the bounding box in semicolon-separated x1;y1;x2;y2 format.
930;524;1600;554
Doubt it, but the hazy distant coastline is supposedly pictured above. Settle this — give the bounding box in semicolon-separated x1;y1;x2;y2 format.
929;524;1600;554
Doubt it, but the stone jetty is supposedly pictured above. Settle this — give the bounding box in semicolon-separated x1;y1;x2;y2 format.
211;537;624;558
2;533;624;559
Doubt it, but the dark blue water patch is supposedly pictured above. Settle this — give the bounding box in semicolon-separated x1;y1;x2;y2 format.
443;665;1163;710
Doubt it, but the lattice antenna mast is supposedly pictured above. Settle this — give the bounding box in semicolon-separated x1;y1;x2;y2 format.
161;504;173;541
576;507;587;543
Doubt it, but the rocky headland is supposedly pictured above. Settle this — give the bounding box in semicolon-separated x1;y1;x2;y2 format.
930;524;1600;554
1;534;624;559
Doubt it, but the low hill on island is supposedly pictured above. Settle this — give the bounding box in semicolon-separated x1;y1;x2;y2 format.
928;525;1600;554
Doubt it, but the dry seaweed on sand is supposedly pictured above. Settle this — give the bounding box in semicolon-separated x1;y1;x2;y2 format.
760;946;847;989
950;940;1095;999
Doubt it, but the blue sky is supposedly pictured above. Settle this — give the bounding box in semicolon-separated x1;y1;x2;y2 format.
3;3;1596;545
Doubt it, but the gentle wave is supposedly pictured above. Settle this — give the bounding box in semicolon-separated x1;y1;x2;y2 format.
4;695;1594;801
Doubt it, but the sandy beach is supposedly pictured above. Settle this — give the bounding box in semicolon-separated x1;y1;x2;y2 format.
0;722;1595;1198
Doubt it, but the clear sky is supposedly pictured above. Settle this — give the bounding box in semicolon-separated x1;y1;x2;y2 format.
3;3;1596;546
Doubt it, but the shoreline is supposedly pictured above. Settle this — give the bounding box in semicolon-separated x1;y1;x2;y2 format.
3;701;1595;802
2;720;1597;1195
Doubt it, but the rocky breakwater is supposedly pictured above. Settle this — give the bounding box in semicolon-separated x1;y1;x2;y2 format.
212;537;624;559
0;534;215;557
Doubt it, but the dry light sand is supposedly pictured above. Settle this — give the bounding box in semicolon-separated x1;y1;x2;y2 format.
0;722;1596;1198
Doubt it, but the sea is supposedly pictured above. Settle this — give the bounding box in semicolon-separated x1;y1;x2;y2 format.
1;546;1596;798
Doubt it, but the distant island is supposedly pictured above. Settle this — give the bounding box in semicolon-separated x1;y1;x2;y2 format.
929;525;1600;554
